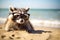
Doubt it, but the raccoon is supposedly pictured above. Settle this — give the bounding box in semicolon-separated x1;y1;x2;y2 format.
4;7;34;32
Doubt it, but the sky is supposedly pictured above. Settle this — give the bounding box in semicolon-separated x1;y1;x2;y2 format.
0;0;60;9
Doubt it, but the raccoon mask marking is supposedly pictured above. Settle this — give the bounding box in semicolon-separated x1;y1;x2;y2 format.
9;7;30;24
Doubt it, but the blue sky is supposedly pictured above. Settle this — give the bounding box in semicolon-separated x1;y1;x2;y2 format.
0;0;60;9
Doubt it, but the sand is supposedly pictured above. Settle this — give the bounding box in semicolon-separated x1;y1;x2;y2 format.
0;24;60;40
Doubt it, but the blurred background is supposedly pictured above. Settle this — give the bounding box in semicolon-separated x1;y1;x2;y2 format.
0;0;60;28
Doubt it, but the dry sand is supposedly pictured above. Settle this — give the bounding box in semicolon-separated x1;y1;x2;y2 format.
0;24;60;40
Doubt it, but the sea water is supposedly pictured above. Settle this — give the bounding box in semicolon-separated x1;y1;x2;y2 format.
0;9;60;20
0;8;60;28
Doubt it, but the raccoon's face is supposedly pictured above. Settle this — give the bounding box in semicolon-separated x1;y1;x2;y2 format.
8;7;30;24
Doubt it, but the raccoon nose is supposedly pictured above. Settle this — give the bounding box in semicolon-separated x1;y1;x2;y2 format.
21;20;23;22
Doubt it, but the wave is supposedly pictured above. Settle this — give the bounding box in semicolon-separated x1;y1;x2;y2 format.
0;18;6;24
30;19;60;28
0;17;60;28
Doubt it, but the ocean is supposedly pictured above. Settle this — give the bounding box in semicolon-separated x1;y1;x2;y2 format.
0;8;60;28
0;9;60;20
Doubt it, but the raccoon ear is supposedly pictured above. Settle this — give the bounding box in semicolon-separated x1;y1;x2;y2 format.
10;7;17;12
26;8;30;12
10;7;14;12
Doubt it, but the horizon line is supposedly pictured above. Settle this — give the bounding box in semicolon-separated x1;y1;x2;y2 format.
0;8;58;9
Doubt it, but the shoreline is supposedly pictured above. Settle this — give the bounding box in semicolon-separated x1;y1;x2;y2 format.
0;17;60;28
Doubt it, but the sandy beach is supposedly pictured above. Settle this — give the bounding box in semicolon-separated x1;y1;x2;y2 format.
0;24;60;40
0;0;60;40
0;18;60;40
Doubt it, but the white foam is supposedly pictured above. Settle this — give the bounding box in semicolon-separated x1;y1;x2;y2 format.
30;19;60;28
0;17;60;28
0;18;6;24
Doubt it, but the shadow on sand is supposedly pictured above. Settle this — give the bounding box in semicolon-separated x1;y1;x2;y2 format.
28;30;52;34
